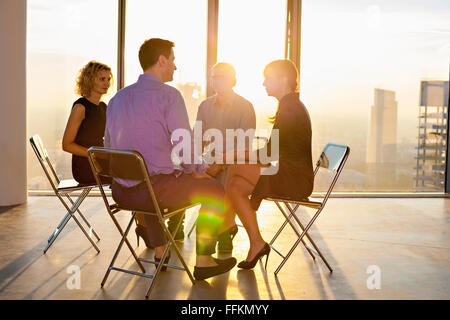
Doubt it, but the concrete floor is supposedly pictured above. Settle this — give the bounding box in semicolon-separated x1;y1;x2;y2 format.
0;196;448;300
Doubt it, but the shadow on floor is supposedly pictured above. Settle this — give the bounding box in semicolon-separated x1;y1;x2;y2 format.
0;204;22;215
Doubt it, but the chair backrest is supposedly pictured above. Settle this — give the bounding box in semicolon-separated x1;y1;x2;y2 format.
29;134;61;191
87;146;163;217
314;143;350;206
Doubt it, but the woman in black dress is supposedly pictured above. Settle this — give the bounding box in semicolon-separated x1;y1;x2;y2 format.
62;61;112;184
225;59;314;269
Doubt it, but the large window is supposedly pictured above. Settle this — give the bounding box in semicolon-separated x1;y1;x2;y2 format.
217;0;287;134
124;0;207;125
27;0;118;189
301;0;450;192
26;0;449;193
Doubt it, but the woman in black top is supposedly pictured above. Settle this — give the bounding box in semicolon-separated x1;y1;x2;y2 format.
62;61;112;184
224;59;314;269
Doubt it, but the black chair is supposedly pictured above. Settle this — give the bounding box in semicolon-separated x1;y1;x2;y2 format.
265;143;350;275
87;146;197;298
29;134;102;254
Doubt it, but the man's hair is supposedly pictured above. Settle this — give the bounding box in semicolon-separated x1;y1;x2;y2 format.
75;61;112;97
138;38;175;71
212;62;237;86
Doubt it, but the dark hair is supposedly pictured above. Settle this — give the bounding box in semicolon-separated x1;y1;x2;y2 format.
138;38;175;71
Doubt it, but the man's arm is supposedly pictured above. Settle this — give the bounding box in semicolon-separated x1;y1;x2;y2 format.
104;100;113;148
223;101;258;164
241;102;257;152
194;101;208;151
166;90;206;174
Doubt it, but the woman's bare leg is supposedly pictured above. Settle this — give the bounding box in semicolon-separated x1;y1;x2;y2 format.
226;164;266;261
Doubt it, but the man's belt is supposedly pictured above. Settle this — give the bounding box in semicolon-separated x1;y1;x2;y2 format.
112;170;184;190
150;169;183;184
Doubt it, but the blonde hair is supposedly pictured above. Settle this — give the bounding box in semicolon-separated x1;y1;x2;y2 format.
264;59;299;123
75;61;112;97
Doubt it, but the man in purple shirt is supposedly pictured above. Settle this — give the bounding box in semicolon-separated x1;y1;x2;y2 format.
105;38;236;280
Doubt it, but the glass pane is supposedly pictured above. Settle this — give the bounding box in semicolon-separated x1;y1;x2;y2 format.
27;0;118;189
218;0;287;135
301;0;450;192
124;0;207;125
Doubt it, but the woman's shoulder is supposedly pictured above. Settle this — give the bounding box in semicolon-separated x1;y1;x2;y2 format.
72;97;88;109
100;101;107;110
276;94;311;129
280;93;308;114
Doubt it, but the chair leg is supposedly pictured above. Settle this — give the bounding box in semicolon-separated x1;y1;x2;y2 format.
145;241;171;298
113;212;146;271
285;203;333;273
164;222;195;284
45;189;100;254
65;192;101;241
268;210;292;246
144;213;187;297
275;207;330;275
101;212;145;287
266;203;300;261
169;211;186;238
44;213;72;253
47;189;92;243
47;212;71;243
187;216;197;238
265;210;293;268
144;218;194;299
45;193;88;247
275;202;316;260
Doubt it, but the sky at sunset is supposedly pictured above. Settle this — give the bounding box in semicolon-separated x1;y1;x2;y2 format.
27;0;449;139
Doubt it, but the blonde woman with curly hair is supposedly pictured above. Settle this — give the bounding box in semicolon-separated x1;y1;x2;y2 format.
62;61;113;184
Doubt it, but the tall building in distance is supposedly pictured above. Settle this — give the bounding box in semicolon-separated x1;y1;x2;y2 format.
365;88;398;189
414;80;449;191
367;88;398;164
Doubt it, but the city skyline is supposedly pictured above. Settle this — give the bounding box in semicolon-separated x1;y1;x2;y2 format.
26;52;433;192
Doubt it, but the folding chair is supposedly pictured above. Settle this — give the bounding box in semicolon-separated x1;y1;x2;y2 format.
265;143;350;275
87;146;197;298
29;134;102;254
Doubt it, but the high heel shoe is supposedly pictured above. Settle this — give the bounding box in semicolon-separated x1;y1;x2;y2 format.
154;253;171;271
237;243;270;270
135;224;154;249
218;224;239;253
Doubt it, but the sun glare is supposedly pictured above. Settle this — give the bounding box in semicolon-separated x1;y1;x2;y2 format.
217;0;286;131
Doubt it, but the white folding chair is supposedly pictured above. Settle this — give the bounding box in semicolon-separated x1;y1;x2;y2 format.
87;146;197;298
265;143;350;275
29;134;102;254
